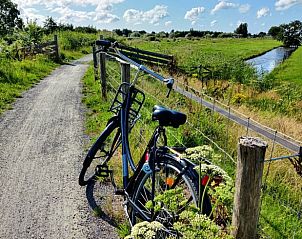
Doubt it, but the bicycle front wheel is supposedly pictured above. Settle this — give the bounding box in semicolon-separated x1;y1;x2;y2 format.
130;154;211;229
79;117;120;186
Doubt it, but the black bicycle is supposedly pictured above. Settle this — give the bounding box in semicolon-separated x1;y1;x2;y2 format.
79;40;211;233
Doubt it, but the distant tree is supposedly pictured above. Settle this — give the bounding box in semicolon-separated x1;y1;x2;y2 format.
122;28;132;37
156;31;167;38
113;29;123;36
258;32;267;37
268;26;282;39
58;22;74;31
0;0;23;37
74;25;97;33
43;16;58;34
279;20;302;47
138;30;147;35
234;23;248;38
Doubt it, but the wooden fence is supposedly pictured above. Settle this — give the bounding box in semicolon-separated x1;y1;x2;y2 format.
92;41;174;82
12;35;59;61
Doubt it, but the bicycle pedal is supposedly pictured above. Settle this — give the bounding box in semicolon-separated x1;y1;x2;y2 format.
95;164;112;178
114;189;125;196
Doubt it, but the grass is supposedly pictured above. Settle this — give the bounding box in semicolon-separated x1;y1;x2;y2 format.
0;55;58;114
127;38;281;72
270;46;302;86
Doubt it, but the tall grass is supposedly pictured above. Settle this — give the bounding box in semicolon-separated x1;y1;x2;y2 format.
0;56;57;114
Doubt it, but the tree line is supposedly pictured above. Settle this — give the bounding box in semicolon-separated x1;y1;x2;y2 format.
1;0;301;48
268;20;302;47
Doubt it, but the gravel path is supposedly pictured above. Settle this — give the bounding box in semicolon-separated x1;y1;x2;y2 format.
0;55;118;239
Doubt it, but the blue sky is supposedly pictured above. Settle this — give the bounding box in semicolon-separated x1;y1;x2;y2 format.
12;0;302;33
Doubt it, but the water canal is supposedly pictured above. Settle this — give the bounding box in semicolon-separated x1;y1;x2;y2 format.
246;47;295;75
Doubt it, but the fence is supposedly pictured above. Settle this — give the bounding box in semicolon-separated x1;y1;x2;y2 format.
92;42;302;238
12;35;59;61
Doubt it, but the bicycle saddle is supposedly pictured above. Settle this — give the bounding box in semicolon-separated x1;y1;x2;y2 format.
152;105;187;128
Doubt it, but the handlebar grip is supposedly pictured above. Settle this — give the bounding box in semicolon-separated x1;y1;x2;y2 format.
95;40;112;47
164;78;174;89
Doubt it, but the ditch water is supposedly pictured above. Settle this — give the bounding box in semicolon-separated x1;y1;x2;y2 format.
246;47;295;75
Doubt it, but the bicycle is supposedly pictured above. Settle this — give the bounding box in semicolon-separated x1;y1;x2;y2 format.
79;40;212;234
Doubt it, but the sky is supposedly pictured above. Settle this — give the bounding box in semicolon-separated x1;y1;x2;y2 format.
11;0;302;34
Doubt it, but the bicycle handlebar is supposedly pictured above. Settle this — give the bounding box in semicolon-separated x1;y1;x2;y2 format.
95;40;174;97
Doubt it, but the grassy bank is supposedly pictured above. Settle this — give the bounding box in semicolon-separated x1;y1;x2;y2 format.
0;56;58;114
270;46;302;86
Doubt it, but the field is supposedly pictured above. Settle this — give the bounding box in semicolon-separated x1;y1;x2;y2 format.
127;38;281;71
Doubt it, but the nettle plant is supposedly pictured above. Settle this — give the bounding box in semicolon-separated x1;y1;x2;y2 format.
125;145;234;238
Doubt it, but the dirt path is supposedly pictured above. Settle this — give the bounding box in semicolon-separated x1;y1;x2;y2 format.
0;55;118;239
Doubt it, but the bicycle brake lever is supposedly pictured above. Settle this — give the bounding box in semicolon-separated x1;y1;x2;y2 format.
164;78;174;98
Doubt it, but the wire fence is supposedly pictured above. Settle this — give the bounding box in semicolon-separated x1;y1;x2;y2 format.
95;50;302;238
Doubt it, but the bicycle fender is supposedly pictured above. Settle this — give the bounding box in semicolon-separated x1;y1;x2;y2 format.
160;153;198;179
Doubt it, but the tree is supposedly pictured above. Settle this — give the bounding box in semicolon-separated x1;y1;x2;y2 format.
279;20;302;47
234;23;248;38
268;26;282;39
0;0;23;37
113;29;123;36
257;32;267;38
43;16;58;34
23;21;44;44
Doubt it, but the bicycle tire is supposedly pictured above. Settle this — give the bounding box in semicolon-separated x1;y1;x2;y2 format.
130;154;211;228
79;117;120;186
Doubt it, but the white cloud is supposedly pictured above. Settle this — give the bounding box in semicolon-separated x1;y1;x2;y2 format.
239;4;251;13
12;0;123;25
123;5;168;25
13;0;124;8
123;9;141;22
165;21;172;26
184;7;205;22
211;20;217;27
211;1;238;14
257;7;270;18
20;7;46;25
275;0;302;11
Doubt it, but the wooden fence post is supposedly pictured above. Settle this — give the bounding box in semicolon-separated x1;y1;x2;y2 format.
232;137;267;239
92;45;98;81
121;62;130;100
53;35;60;61
100;52;107;100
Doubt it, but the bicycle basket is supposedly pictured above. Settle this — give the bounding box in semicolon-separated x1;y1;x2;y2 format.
109;83;145;125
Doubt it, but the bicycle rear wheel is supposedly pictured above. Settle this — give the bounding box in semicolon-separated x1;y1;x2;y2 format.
79;117;120;186
130;154;211;229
